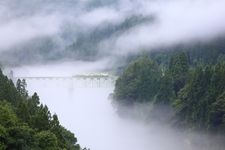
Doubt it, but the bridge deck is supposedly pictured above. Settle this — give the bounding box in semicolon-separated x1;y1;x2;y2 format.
14;75;117;80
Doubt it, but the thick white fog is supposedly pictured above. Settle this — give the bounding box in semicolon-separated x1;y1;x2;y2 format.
9;62;222;150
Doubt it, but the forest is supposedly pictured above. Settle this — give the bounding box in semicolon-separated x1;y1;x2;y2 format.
0;69;81;150
113;47;225;134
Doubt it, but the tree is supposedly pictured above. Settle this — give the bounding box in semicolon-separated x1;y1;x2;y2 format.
154;73;175;105
50;114;79;150
114;56;161;105
59;127;79;150
0;68;82;149
209;91;225;133
30;104;51;131
27;92;40;117
169;52;189;95
173;65;212;129
0;125;7;149
16;79;28;98
0;101;18;127
7;125;37;150
35;131;58;150
31;92;40;106
0;71;20;106
16;99;31;124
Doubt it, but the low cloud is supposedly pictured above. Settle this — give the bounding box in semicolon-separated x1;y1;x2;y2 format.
77;7;125;28
99;0;225;55
0;14;61;50
1;0;225;62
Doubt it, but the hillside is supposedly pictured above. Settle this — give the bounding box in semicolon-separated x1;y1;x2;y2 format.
0;69;81;150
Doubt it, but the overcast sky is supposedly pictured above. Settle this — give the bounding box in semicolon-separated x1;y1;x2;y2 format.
0;0;225;57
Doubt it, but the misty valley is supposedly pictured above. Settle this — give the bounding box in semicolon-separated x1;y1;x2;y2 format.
1;0;225;150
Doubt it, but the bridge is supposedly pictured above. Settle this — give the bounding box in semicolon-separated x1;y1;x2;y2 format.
14;73;116;80
13;73;117;88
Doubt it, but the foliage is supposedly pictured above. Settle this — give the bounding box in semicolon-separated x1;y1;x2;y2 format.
113;56;161;105
114;52;225;134
209;91;225;133
169;52;189;95
0;101;18;127
154;74;175;105
7;125;37;150
0;69;81;150
35;131;58;150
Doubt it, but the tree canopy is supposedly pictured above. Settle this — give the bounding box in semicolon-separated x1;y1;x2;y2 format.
113;52;225;134
0;69;81;150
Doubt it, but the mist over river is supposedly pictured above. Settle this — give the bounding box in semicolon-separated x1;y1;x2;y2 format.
8;62;221;150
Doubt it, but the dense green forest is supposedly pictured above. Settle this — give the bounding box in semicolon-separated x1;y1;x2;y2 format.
0;69;81;150
113;50;225;134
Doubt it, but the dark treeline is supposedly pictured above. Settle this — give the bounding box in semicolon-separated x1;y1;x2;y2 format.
113;49;225;134
114;37;225;76
0;69;82;150
149;37;225;67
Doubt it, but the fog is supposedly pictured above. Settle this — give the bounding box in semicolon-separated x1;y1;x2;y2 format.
1;0;225;63
1;0;225;149
9;62;224;150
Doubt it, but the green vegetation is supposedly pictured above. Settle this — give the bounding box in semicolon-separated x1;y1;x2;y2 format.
0;69;81;150
113;52;225;134
114;57;161;105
